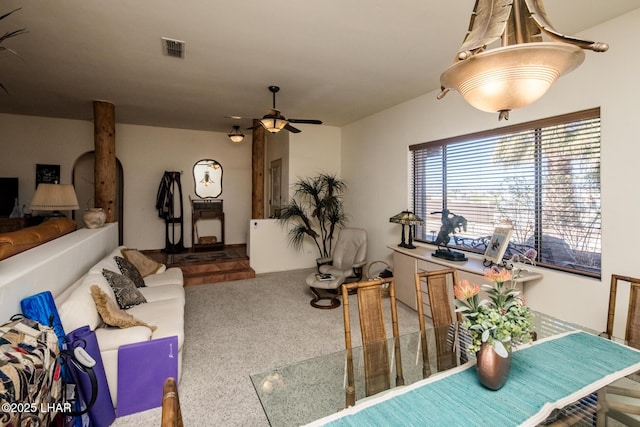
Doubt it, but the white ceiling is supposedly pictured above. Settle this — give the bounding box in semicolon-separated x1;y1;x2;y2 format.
0;1;637;133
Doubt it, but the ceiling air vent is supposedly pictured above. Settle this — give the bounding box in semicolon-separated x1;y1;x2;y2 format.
161;37;185;58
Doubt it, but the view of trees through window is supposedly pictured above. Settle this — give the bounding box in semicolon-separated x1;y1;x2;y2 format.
410;108;601;277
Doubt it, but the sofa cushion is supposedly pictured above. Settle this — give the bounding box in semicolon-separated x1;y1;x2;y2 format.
138;284;185;306
88;246;123;275
93;325;153;352
0;218;77;260
114;256;146;288
90;285;156;332
102;269;147;309
127;298;184;349
57;273;108;332
143;267;183;287
121;248;163;277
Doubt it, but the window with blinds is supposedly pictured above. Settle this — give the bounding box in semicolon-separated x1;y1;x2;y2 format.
410;108;601;277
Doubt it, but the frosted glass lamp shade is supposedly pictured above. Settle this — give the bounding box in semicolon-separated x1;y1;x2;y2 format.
260;118;288;133
440;43;585;114
227;125;245;143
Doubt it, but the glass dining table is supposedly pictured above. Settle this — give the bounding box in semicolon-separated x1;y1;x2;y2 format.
250;312;640;426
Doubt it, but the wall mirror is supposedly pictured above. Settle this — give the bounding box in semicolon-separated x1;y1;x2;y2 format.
193;159;223;198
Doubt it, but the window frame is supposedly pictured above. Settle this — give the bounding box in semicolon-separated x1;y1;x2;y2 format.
409;108;601;278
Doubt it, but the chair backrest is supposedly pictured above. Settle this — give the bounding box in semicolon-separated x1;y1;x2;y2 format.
331;228;367;272
414;269;459;376
341;278;403;408
161;377;183;427
606;274;640;349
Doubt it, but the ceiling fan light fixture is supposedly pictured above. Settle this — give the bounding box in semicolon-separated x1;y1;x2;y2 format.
227;125;245;143
438;0;608;120
260;118;288;133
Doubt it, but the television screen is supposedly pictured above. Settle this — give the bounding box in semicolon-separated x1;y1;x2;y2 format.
0;178;19;217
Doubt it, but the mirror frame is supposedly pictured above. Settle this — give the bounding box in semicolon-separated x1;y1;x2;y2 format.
193;159;223;198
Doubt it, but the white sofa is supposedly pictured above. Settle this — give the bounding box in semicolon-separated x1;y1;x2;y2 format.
55;246;185;409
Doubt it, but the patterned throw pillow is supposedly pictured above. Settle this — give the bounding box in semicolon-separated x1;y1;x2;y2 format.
114;256;146;288
90;285;156;331
102;269;147;309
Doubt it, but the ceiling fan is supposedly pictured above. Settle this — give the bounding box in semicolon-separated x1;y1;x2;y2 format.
227;86;323;134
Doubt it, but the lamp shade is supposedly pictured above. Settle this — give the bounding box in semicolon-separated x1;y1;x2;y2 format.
440;43;585;114
30;183;79;211
389;210;424;225
437;0;608;120
260;118;288;133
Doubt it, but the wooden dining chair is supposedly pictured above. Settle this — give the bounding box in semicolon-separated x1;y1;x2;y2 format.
597;274;640;426
414;269;461;377
341;278;404;408
161;377;183;427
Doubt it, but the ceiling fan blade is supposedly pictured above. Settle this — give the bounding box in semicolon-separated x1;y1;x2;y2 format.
288;118;323;125
225;115;253;120
285;124;301;133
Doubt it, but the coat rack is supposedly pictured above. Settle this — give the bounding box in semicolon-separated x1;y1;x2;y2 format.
156;171;186;253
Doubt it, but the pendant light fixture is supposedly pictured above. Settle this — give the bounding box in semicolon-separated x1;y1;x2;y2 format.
437;0;608;120
227;125;245;143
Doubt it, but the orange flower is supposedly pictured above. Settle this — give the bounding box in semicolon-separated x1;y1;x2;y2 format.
484;267;512;284
454;279;480;300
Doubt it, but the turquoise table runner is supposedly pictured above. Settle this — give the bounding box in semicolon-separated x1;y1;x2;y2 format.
308;331;640;427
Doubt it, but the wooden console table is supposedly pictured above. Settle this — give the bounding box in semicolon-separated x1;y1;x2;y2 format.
191;199;224;251
388;244;542;311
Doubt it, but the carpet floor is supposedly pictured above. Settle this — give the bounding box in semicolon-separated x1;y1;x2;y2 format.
111;269;420;426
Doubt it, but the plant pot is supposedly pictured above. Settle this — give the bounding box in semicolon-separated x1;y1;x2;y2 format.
83;208;107;229
476;342;512;390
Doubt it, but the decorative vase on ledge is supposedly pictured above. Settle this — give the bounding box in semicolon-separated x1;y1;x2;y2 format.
476;342;512;390
83;208;107;229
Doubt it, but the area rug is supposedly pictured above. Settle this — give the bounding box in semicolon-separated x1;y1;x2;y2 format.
169;251;233;264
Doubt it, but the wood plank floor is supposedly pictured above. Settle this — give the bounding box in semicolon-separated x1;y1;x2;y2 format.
143;244;255;286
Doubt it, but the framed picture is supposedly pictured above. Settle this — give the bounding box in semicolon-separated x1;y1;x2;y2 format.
484;226;513;264
35;164;60;188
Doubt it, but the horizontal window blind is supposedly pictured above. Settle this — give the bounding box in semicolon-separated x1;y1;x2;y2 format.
410;108;601;277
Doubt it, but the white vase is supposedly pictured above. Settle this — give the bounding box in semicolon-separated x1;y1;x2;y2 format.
83;208;107;229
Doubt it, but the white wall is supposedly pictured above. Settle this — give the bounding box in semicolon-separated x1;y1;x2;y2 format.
0;115;253;249
249;219;318;273
249;125;342;272
0;223;118;321
341;9;640;334
289;124;341;196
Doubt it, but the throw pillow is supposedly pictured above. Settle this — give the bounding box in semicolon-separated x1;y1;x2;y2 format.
121;248;163;277
90;285;156;332
114;256;146;288
102;269;147;309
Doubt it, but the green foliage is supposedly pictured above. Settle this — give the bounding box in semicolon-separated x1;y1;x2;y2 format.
278;173;347;259
454;268;534;357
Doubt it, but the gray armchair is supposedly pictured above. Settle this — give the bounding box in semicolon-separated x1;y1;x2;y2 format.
306;228;367;309
318;228;367;282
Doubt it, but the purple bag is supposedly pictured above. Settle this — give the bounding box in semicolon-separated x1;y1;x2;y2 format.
66;326;116;427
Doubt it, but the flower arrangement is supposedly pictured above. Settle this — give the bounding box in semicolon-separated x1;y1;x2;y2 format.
506;248;538;278
453;266;534;358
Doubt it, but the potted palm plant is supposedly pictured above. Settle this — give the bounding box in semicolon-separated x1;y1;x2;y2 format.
1;8;26;94
278;173;347;260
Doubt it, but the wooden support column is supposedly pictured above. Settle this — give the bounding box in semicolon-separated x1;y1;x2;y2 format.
93;100;116;223
252;119;265;219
